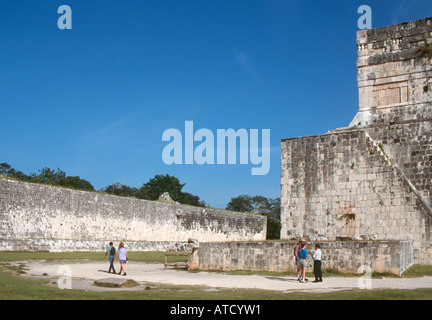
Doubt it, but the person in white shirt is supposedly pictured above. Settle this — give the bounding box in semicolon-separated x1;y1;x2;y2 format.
115;242;128;276
310;244;322;283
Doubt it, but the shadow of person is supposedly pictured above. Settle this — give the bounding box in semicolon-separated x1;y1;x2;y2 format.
265;276;299;282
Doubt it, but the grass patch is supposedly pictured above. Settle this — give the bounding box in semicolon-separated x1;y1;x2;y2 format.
403;265;432;277
0;251;188;263
0;266;432;300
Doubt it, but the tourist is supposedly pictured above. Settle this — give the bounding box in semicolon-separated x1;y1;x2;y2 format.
116;242;128;276
297;243;308;283
293;238;306;281
104;242;117;274
310;244;323;283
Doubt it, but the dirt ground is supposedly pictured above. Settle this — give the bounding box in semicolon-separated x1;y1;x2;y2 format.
14;260;432;293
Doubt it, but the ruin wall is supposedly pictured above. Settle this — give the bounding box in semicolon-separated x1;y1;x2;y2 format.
189;240;414;276
0;178;266;252
280;17;432;265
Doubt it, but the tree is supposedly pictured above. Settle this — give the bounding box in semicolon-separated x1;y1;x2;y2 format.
0;162;31;181
1;163;95;192
178;192;206;207
101;182;138;197
0;163;12;176
139;174;206;207
30;167;66;185
140;174;185;201
226;195;281;239
2;162;206;208
226;195;254;212
61;176;95;191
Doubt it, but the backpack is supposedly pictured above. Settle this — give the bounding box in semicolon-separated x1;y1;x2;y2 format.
110;246;116;256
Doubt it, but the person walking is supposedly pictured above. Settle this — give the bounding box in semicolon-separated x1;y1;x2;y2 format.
116;242;128;276
297;243;308;283
310;244;323;283
104;242;117;274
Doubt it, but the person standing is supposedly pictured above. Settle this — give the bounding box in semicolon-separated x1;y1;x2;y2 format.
297;243;308;283
104;242;117;274
116;242;128;276
293;238;306;281
310;244;323;283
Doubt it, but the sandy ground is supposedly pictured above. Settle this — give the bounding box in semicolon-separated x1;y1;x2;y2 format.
12;260;432;293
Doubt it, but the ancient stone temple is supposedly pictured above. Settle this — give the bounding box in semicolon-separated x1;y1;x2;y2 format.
280;17;432;264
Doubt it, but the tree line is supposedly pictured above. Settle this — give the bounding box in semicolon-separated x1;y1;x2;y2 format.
225;195;281;240
1;162;281;239
0;163;205;207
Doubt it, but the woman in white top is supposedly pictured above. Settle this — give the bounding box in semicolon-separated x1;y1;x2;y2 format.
116;242;128;276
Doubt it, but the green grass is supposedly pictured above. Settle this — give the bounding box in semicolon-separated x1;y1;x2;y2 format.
0;251;431;300
402;264;432;278
0;251;188;263
1;267;431;300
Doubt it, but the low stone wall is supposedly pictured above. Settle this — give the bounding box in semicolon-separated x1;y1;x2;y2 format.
190;240;414;275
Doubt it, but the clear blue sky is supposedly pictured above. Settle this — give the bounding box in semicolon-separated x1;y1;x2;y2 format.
1;1;430;208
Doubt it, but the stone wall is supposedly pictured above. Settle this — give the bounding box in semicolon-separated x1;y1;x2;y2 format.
280;17;432;265
190;240;414;276
0;238;177;253
280;129;432;264
351;17;432;127
0;178;266;251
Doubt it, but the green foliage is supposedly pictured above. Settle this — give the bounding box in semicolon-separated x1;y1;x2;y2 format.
140;174;185;201
101;182;141;198
417;38;432;60
226;195;254;212
0;162;94;192
101;174;206;207
2;162;207;208
0;162;32;182
61;176;95;191
338;211;356;226
30;167;67;185
226;195;281;240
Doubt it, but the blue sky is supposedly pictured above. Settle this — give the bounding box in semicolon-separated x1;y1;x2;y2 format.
1;0;431;208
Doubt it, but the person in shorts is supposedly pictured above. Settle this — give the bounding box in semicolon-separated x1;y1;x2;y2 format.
294;238;306;281
116;242;128;276
297;243;308;283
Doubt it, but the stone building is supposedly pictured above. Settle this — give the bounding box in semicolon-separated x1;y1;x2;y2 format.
280;17;432;264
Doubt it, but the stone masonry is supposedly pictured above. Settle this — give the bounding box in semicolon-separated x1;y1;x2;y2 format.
281;17;432;265
0;178;266;252
189;240;414;276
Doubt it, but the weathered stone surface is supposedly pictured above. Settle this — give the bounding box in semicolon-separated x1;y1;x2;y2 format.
158;192;176;203
191;240;414;275
280;17;432;265
352;17;432;127
0;178;266;251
